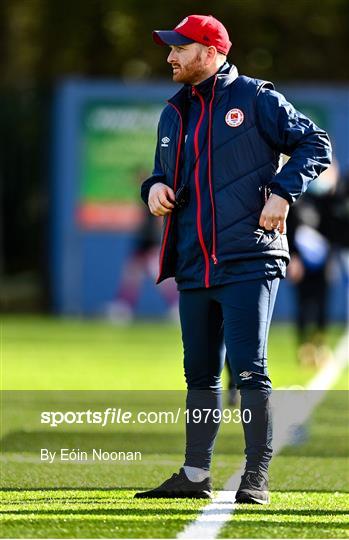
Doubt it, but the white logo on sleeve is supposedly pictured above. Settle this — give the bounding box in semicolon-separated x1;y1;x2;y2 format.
225;108;244;127
161;136;170;147
176;17;188;29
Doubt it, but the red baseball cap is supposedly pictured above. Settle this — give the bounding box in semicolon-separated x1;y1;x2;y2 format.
153;15;232;55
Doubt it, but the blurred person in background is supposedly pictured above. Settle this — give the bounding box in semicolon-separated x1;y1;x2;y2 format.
135;14;331;504
287;161;349;364
106;169;178;323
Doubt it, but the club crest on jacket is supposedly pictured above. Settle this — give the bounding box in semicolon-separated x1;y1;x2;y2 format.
225;108;244;127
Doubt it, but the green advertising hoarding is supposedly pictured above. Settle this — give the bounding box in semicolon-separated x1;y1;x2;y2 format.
77;103;162;230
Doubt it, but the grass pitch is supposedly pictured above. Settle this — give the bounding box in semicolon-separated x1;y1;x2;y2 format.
2;317;344;390
1;317;348;538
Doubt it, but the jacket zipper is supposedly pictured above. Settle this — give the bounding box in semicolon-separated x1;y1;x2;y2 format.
193;87;211;288
208;76;218;265
157;102;183;283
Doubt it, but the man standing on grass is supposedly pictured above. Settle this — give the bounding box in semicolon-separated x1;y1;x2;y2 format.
135;14;331;503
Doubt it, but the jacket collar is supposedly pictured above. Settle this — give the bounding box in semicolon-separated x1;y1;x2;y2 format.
215;63;239;93
167;63;239;110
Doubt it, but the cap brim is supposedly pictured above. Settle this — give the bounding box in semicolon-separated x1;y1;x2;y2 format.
152;30;194;47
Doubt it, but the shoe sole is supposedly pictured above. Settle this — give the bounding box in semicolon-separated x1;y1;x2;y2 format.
134;490;212;499
235;494;270;505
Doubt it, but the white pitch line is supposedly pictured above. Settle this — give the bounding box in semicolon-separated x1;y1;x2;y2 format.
177;331;348;539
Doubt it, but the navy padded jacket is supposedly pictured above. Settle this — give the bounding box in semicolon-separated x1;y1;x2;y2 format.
141;64;332;286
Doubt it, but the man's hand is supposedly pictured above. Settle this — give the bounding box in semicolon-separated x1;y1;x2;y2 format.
259;193;289;234
148;183;175;216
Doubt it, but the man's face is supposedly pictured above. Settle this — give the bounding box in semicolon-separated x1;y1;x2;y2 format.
167;43;208;84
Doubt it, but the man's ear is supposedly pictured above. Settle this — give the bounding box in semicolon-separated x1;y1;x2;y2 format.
206;46;217;65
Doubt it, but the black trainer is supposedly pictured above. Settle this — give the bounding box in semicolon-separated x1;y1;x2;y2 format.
134;468;212;499
235;469;269;504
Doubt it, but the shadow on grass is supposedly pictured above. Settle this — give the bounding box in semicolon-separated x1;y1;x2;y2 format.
232;508;349;516
1;508;204;516
2;487;348;493
2;501;348;523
